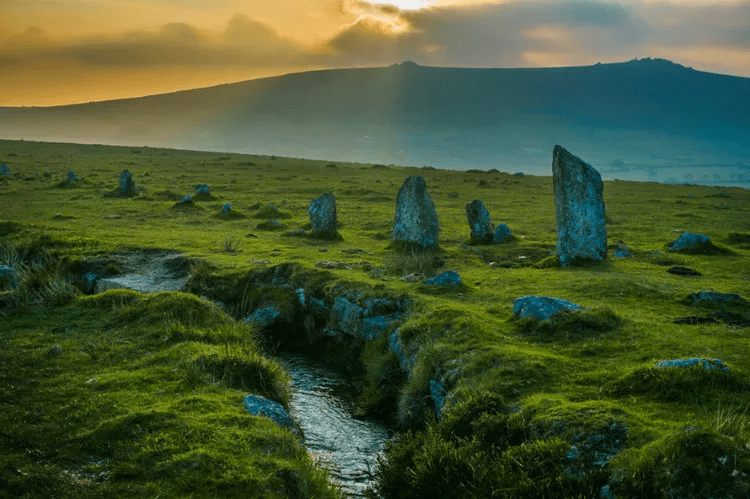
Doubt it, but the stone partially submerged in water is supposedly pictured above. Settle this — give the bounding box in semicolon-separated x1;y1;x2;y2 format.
552;145;607;267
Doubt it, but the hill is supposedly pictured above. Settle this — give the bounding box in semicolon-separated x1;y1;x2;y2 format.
1;59;749;185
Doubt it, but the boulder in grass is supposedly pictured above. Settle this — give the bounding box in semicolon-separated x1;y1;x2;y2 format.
425;270;462;287
66;171;78;183
552;145;607;267
221;203;231;214
309;192;339;237
0;265;18;289
669;232;711;252
243;395;299;434
655;358;729;372
513;296;582;321
195;184;210;196
243;306;281;329
687;291;747;305
178;195;193;205
493;223;513;244
0;164;9;176
392;176;439;249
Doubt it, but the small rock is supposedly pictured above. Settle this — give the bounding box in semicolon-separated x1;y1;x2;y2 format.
47;345;63;357
83;272;98;293
257;220;282;230
179;195;193;205
0;265;18;289
243;306;281;328
687;291;746;304
195;184;210;196
287;229;307;237
221;203;231;214
424;270;461;286
512;296;582;321
315;260;351;269
0;164;9;175
614;250;630;258
655;358;728;372
400;273;422;283
669;232;711;252
332;296;364;336
66;171;78;182
243;395;299;433
668;266;701;276
493;223;513;244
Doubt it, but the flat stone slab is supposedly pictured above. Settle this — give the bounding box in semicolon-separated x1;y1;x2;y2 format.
425;270;461;286
688;291;746;304
513;296;582;321
655;358;728;372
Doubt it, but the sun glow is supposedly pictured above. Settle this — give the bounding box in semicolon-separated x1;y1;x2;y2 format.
368;0;435;11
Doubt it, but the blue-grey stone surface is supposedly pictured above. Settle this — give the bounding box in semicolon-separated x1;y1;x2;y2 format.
615;250;630;258
466;199;494;243
552;145;607;267
493;223;513;243
513;295;582;321
308;296;330;320
332;296;364;336
392;176;439;249
389;329;416;371
360;315;401;341
67;171;78;182
655;358;728;372
0;265;18;289
425;270;462;286
119;169;135;195
309;192;338;235
0;164;9;175
243;306;281;328
83;272;98;293
221;202;231;214
195;184;210;196
688;291;746;304
243;395;299;433
670;232;711;252
430;379;447;419
179;195;193;205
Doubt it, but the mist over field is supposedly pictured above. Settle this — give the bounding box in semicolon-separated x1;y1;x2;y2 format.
1;58;748;188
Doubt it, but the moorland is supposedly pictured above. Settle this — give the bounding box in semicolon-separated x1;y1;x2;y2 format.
1;138;749;498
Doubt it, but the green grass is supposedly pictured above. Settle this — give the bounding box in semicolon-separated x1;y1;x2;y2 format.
1;139;749;497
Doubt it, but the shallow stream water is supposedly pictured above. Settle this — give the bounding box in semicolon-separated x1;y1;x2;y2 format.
277;353;391;497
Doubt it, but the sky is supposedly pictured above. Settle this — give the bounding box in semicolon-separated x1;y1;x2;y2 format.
1;0;748;106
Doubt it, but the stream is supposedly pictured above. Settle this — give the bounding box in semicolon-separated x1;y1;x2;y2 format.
277;353;391;497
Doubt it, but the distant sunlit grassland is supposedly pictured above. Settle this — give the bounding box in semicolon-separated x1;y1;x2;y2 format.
1;138;749;497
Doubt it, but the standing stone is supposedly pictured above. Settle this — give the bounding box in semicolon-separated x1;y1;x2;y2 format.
392;176;439;249
0;164;9;176
552;145;607;267
119;169;135;195
221;203;232;214
66;171;78;182
309;192;338;236
466;200;494;243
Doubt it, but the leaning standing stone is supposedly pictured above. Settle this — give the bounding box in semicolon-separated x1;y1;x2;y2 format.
466;200;494;243
552;145;607;267
309;192;338;236
392;176;439;249
119;169;135;195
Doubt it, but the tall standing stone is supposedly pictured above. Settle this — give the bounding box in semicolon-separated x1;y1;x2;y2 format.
392;176;439;249
466;199;494;243
119;169;135;196
552;145;607;267
309;192;338;236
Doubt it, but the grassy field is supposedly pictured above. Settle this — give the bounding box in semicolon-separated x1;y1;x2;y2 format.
1;138;749;497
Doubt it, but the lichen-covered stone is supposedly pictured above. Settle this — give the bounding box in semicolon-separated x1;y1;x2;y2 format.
392;176;439;248
179;195;193;205
493;223;513;244
552;145;607;267
119;169;135;195
0;265;18;289
655;358;728;372
309;192;338;236
465;200;494;243
669;232;711;252
332;296;364;336
512;295;582;321
66;171;78;182
195;184;210;196
243;394;299;433
425;270;461;287
221;202;231;214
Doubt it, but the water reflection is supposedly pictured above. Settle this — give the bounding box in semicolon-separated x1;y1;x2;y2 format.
277;353;391;497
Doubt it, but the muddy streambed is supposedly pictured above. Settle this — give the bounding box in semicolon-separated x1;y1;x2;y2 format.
277;353;391;497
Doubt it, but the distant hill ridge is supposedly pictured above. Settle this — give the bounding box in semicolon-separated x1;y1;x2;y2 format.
1;59;749;182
